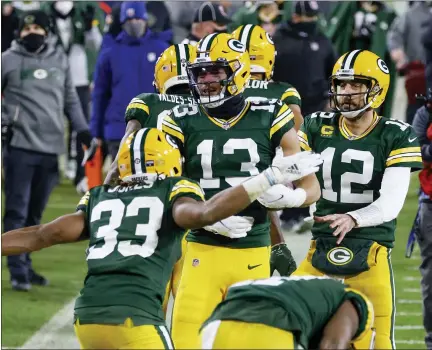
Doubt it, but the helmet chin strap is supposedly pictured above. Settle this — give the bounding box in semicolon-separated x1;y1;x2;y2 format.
338;92;375;119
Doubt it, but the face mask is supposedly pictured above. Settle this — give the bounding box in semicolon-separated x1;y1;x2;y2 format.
123;21;146;38
291;21;317;35
20;33;46;52
54;1;74;16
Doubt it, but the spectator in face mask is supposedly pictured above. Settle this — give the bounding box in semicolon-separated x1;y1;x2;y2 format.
90;1;169;161
180;1;231;46
1;10;92;291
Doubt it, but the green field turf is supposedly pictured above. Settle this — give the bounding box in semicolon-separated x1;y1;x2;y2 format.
1;175;427;348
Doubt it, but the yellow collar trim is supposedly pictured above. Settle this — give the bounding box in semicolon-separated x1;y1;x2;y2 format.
339;113;381;140
202;102;251;130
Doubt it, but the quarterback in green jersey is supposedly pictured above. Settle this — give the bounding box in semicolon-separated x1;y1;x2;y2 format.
293;50;423;350
201;276;375;349
161;33;321;349
1;127;320;349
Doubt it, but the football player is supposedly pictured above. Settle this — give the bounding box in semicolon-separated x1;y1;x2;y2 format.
1;128;321;350
161;33;321;348
201;276;375;349
231;24;303;130
232;24;305;275
293;49;423;349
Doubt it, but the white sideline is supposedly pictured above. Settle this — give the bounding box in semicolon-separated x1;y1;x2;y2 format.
20;298;79;349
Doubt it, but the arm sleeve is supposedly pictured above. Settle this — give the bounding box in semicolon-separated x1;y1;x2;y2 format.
64;59;89;133
90;50;112;138
270;101;295;149
161;111;185;146
84;26;103;52
76;191;91;212
412;106;430;145
386;14;406;51
169;178;205;203
280;85;302;108
125;95;151;126
1;52;11;123
347;167;411;227
297;115;313;151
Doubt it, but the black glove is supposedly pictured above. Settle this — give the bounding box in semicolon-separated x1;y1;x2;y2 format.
81;5;96;31
270;243;297;276
1;123;14;145
77;130;92;148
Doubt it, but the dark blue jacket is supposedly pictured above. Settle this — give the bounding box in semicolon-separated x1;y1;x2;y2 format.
90;29;169;140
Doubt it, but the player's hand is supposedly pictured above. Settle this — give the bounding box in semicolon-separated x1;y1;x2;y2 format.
204;216;254;239
258;184;300;209
81;138;99;166
314;214;356;245
270;243;297;276
272;151;322;184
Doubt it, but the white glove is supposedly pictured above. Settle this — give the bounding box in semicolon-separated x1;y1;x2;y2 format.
204;216;254;239
257;184;304;209
272;151;322;184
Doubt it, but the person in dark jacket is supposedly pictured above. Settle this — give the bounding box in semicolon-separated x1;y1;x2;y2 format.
412;95;432;349
90;1;169;159
273;1;337;115
272;1;337;231
1;10;92;291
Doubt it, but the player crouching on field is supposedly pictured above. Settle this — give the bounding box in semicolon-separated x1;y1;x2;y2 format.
1;128;322;349
201;276;376;349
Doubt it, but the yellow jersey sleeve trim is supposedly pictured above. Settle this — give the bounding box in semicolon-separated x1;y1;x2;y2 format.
389;146;421;157
299;141;311;151
161;115;184;144
281;88;301;102
77;191;90;210
386;156;423;167
270;111;294;138
298;130;309;143
169;180;205;201
126;102;150;115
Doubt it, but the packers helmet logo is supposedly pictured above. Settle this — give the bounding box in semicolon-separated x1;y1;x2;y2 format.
165;134;178;149
265;32;274;45
24;15;35;24
377;58;389;74
327;247;354;265
227;39;246;53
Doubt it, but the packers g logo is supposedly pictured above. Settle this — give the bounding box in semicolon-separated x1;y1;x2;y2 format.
320;125;334;137
227;39;246;53
327;247;353;265
377;58;389;74
266;32;274;45
33;69;48;80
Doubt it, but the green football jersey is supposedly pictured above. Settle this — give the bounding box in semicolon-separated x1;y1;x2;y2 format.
124;93;196;128
203;276;373;349
298;112;423;247
244;79;302;107
162;100;295;248
74;177;205;326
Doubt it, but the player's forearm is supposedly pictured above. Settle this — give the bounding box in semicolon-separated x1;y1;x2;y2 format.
289;104;303;131
2;225;51;255
269;211;285;244
104;120;141;184
319;300;359;350
294;173;321;206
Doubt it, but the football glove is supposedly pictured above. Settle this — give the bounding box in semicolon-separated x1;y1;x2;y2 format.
258;184;304;209
81;137;99;166
270;243;297;276
204;216;254;239
272;151;322;184
1;123;13;145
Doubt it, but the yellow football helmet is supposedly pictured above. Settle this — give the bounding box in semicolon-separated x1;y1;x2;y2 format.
231;24;276;81
153;44;197;95
187;33;251;107
118;128;182;183
329;49;390;118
